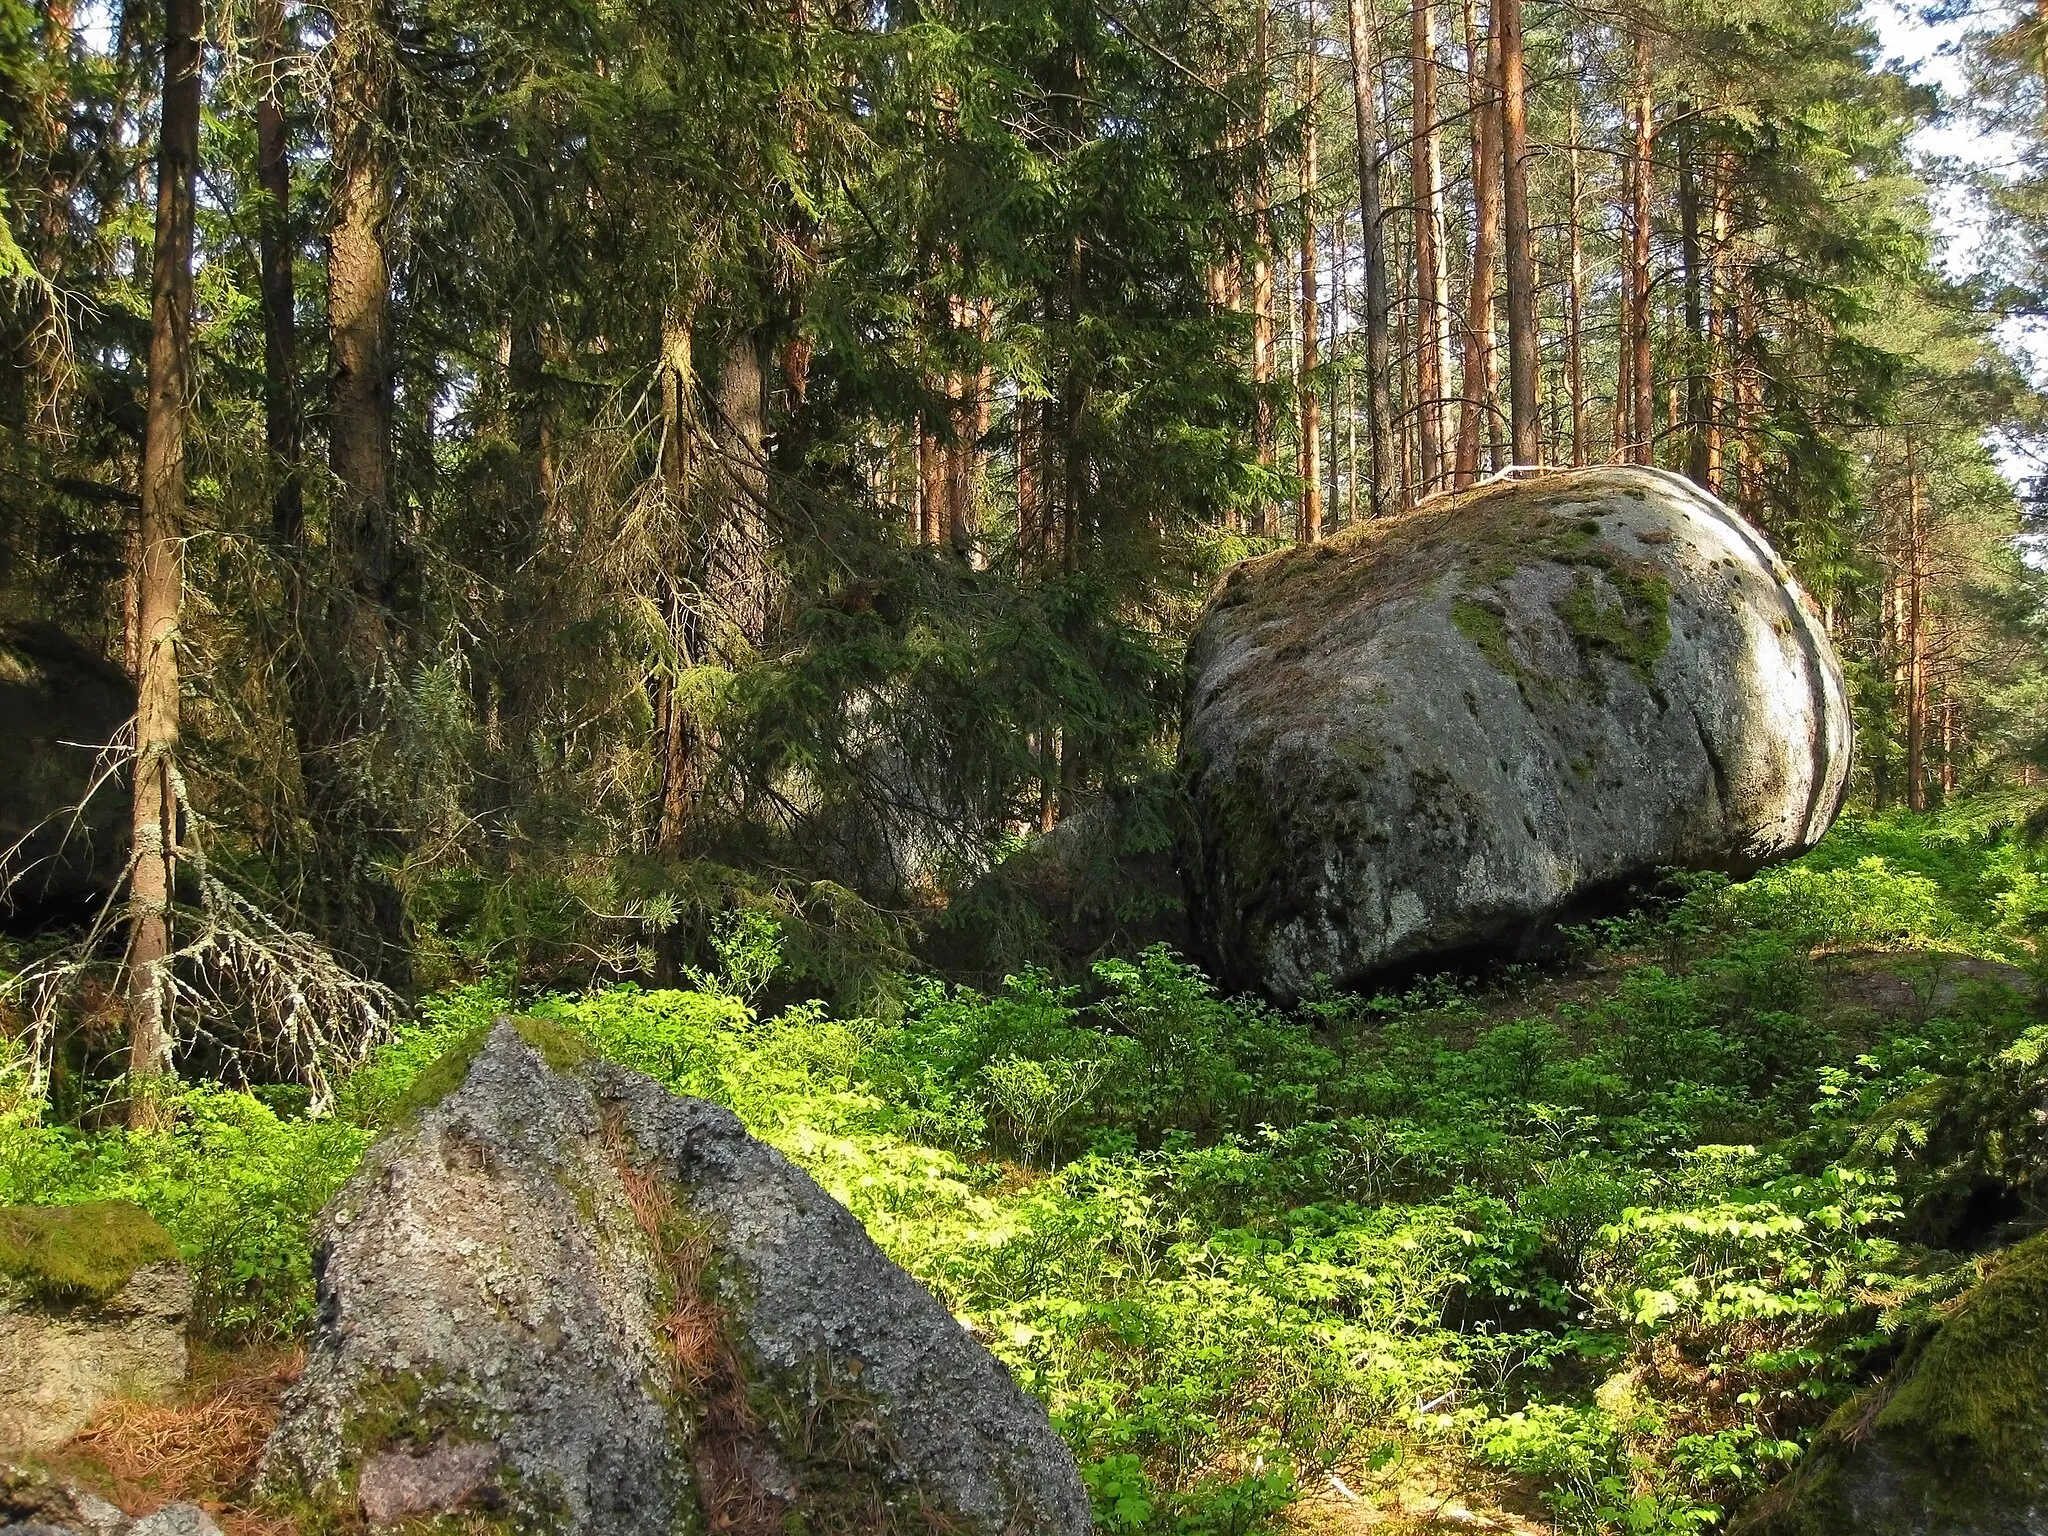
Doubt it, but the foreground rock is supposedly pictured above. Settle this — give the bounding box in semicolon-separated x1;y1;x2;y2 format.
0;623;133;926
261;1018;1091;1536
1179;466;1851;999
1734;1233;2048;1535
0;1202;190;1451
0;1464;220;1536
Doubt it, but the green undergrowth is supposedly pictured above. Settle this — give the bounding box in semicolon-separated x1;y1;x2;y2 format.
1;804;2045;1534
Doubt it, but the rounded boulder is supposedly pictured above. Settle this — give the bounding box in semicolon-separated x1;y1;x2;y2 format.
1178;466;1851;1000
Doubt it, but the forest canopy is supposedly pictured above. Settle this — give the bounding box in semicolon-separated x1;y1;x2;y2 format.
0;0;2044;1123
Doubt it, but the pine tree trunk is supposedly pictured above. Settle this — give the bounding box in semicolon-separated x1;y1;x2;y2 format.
1061;229;1088;574
1906;450;1928;812
1393;218;1415;501
653;308;698;986
1628;31;1655;466
1614;135;1632;464
1495;0;1538;465
1706;149;1731;494
1454;0;1499;486
712;330;772;651
1941;692;1957;798
255;0;300;541
128;0;202;1126
1345;0;1397;516
949;296;991;562
657;308;698;852
1679;124;1710;487
1566;85;1586;466
1411;0;1450;492
1734;287;1763;517
1299;3;1323;544
1018;390;1041;566
328;0;400;657
1252;0;1278;536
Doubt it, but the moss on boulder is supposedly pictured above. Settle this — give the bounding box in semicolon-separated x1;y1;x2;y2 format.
1735;1233;2048;1535
0;1200;179;1304
0;1201;190;1451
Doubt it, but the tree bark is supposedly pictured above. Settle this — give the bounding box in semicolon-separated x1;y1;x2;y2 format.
255;0;301;541
1614;130;1632;463
1679;122;1710;487
1941;691;1957;798
1566;84;1586;465
947;295;991;561
1252;0;1278;535
1906;447;1928;813
1627;30;1655;466
1705;148;1731;493
711;330;772;651
128;0;202;1125
1734;285;1763;518
1344;0;1397;516
1454;0;1499;486
1495;0;1539;465
327;0;399;650
652;308;700;985
1018;389;1042;567
1393;216;1415;501
1299;0;1323;544
1411;0;1450;492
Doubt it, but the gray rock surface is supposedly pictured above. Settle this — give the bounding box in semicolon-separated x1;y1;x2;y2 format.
1179;466;1851;999
0;623;132;925
261;1019;1091;1536
0;1261;191;1452
356;1441;503;1527
125;1508;222;1536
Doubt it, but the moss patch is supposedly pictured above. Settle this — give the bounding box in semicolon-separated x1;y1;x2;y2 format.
1450;596;1526;690
1554;564;1671;684
389;1015;596;1123
1872;1232;2048;1492
0;1200;179;1303
1735;1234;2048;1534
507;1014;595;1073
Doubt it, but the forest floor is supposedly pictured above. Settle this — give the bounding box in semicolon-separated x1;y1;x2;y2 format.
7;803;2047;1536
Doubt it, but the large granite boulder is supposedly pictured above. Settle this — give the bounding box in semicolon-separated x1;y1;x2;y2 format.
260;1018;1091;1536
0;1202;190;1451
0;623;132;926
1734;1233;2048;1536
1179;467;1851;1000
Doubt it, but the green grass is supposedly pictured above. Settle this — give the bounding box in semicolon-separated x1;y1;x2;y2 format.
2;805;2045;1534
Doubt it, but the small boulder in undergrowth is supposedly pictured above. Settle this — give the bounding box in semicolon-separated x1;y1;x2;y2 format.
1179;466;1852;999
0;1201;190;1451
1735;1232;2048;1535
260;1017;1092;1536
